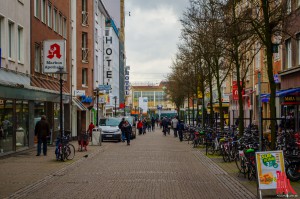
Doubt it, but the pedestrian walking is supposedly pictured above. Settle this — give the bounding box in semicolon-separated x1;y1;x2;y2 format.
147;118;152;132
34;115;50;156
118;118;126;142
87;122;95;141
137;120;143;135
177;120;185;142
142;118;147;134
151;117;156;131
123;120;132;145
171;117;179;137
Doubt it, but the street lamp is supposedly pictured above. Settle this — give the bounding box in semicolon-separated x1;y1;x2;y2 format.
113;96;117;117
95;81;99;126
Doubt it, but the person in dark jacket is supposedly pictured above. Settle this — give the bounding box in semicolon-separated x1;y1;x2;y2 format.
177;120;185;142
118;118;126;142
123;120;132;145
35;115;50;156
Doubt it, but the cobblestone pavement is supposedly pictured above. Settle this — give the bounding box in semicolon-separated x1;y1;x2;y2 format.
1;129;255;199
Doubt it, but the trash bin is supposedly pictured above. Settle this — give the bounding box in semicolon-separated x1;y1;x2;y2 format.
92;127;102;146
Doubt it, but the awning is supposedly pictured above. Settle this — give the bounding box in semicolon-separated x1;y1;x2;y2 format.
72;98;88;111
260;87;300;98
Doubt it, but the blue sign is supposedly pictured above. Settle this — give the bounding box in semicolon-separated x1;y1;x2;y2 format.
98;84;111;91
274;74;280;84
81;95;93;103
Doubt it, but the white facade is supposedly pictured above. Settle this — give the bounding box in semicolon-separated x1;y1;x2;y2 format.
0;0;30;77
94;0;108;88
104;26;120;106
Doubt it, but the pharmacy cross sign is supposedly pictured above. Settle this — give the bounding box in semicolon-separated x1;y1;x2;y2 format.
43;40;66;73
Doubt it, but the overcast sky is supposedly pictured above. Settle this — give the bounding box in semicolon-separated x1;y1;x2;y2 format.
125;0;189;84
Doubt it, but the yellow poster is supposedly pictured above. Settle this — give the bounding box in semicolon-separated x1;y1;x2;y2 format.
256;151;285;190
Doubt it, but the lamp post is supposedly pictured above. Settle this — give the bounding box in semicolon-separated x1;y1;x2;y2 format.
113;96;117;117
95;81;99;126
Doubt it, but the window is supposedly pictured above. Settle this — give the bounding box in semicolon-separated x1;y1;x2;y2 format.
34;0;39;18
34;44;41;72
82;0;88;25
82;68;87;86
8;21;14;59
0;16;3;52
63;17;67;38
53;8;57;32
297;34;300;66
41;0;46;23
255;42;261;70
47;2;52;28
82;32;88;61
58;13;62;35
287;0;291;14
286;39;292;69
18;26;23;62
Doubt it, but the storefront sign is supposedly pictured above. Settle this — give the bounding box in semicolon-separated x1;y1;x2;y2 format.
98;85;111;91
232;81;244;100
81;95;92;103
43;40;66;73
256;151;285;190
74;90;85;96
284;96;297;102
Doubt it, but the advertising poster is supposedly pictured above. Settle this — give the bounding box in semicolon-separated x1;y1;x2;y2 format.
256;151;285;190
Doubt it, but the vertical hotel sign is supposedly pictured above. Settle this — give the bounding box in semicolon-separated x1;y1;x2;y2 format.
104;28;113;86
43;40;66;73
125;66;130;96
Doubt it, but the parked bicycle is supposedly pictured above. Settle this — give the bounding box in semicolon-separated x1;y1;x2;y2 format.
55;134;75;161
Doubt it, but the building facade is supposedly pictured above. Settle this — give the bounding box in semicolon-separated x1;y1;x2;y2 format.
0;0;31;154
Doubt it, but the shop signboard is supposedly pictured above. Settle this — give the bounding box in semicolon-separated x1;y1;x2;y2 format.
43;40;66;73
256;151;285;190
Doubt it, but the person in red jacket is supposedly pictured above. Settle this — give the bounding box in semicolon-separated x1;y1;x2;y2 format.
137;120;143;135
87;122;95;141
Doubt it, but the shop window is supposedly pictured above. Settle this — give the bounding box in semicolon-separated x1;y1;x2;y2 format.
0;99;14;153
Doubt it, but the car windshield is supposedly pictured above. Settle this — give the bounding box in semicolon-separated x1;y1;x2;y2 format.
100;118;121;126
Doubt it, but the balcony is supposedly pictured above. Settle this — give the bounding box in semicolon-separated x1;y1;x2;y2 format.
82;48;89;63
82;11;88;26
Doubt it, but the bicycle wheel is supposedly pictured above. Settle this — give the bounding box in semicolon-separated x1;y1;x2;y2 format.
66;144;75;160
207;143;215;155
247;164;256;181
235;155;248;175
60;145;66;161
222;147;230;162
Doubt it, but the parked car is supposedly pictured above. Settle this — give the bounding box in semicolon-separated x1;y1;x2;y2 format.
99;117;137;142
99;117;122;142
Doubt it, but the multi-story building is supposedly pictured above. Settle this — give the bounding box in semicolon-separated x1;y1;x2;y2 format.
278;1;300;131
131;82;176;118
30;0;71;142
0;0;31;154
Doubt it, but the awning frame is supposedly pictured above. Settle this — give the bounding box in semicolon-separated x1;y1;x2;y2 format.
72;97;88;111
